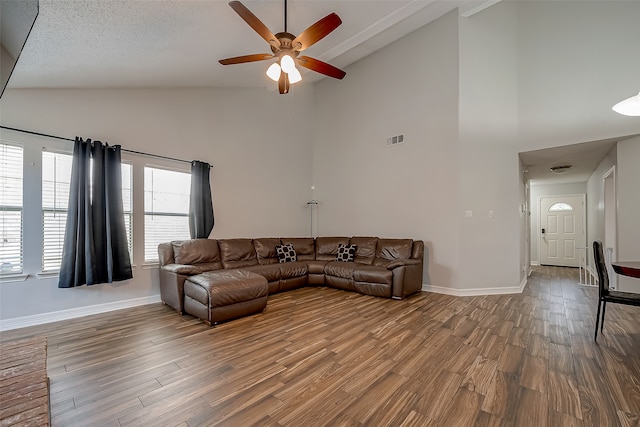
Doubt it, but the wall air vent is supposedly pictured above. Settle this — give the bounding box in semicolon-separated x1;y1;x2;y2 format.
386;134;404;147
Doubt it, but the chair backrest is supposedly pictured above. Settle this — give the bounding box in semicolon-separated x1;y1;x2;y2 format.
593;240;609;296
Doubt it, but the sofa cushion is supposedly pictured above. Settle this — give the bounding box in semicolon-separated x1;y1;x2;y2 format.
218;239;258;269
276;243;298;263
281;238;315;261
186;270;268;307
353;265;393;285
253;238;281;265
316;237;350;261
158;242;175;266
324;261;358;280
171;239;222;269
306;260;328;275
374;239;413;263
279;261;308;279
350;237;378;265
243;264;282;283
336;243;356;262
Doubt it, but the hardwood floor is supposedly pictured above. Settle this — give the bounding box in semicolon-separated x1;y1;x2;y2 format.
1;266;639;426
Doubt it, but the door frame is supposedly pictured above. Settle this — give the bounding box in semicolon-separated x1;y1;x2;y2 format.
603;166;617;289
537;193;586;267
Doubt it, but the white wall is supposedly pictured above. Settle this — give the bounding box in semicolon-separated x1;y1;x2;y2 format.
529;182;587;265
313;1;640;294
517;1;640;150
0;87;315;325
616;137;640;292
312;10;461;290
586;146;616;266
458;2;520;290
585;138;639;293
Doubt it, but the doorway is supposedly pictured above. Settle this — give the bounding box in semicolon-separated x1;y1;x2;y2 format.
539;194;586;267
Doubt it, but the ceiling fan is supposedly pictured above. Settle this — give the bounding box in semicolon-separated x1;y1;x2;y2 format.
219;0;346;94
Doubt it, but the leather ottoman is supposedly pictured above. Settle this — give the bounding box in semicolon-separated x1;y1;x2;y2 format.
184;270;268;325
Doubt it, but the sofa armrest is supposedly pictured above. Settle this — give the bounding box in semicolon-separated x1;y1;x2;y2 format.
373;258;421;270
160;263;223;313
162;263;207;275
159;268;189;314
390;262;423;299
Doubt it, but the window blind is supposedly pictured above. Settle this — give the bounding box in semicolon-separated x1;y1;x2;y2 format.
144;166;191;262
42;151;72;271
0;143;23;275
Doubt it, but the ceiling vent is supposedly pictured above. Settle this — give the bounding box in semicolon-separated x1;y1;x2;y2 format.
550;165;572;174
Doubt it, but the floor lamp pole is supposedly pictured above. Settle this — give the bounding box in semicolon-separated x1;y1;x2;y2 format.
307;200;318;237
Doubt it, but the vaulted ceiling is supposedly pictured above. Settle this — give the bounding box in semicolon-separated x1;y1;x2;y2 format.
6;0;496;90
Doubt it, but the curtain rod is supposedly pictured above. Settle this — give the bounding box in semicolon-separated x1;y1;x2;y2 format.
0;125;193;165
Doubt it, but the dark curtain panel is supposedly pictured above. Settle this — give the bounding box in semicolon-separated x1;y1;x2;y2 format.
58;138;133;288
189;161;214;238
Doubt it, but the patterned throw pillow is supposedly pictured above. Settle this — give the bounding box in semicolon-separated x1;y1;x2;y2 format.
275;243;297;263
336;243;357;262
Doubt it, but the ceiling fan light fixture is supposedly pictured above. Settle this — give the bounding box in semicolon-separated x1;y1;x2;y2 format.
288;67;302;84
280;54;296;73
266;63;281;81
219;1;345;94
612;91;640;116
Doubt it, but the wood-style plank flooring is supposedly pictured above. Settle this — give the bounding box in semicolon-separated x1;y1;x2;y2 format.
1;266;639;426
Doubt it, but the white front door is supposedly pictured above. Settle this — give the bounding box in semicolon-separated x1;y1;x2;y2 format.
539;195;585;267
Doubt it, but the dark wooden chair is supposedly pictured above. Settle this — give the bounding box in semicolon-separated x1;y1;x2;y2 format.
593;240;640;340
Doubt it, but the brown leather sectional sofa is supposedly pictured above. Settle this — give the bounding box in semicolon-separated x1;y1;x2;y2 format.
158;236;424;325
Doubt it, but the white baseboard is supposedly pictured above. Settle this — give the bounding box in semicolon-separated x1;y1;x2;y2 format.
530;261;539;266
422;278;526;297
0;295;162;332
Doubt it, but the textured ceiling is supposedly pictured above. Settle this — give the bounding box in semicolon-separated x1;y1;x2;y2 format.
7;0;495;90
519;136;639;185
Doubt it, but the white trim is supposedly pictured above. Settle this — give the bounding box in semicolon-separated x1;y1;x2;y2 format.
37;271;59;279
421;279;526;297
0;274;29;283
0;295;162;331
459;0;503;17
530;261;539;266
603;165;617;290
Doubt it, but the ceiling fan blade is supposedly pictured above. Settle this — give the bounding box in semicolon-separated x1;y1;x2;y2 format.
278;72;290;94
219;53;274;65
297;56;346;80
229;1;280;48
292;13;342;51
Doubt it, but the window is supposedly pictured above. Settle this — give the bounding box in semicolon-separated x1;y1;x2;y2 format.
42;151;72;271
121;163;133;260
144;167;191;262
548;202;574;212
42;151;133;271
0;143;23;275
